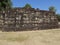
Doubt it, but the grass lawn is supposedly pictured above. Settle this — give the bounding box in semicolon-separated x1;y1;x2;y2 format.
0;29;60;45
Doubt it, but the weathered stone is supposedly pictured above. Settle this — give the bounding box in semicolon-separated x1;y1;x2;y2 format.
0;8;59;31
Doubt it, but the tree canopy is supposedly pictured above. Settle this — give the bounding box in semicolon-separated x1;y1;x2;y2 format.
49;6;56;12
0;0;12;10
23;3;32;8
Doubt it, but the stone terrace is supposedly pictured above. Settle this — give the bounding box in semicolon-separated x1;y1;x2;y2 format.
0;8;58;31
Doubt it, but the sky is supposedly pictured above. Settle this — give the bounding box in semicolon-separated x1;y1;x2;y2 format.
11;0;60;14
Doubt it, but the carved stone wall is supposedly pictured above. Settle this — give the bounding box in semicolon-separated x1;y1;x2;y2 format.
0;8;58;31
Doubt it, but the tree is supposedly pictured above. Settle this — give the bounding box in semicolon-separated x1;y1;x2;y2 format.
0;0;12;10
49;6;56;12
23;3;32;8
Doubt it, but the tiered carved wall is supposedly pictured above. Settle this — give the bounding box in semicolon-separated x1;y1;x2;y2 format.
0;8;58;31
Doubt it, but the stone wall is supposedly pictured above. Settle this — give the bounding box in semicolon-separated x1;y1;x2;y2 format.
0;8;59;31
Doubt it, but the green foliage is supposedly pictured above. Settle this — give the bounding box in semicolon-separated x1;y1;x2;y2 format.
0;0;12;10
24;3;32;8
49;6;56;12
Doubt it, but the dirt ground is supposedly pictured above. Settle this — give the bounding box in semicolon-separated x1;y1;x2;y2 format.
0;29;60;45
